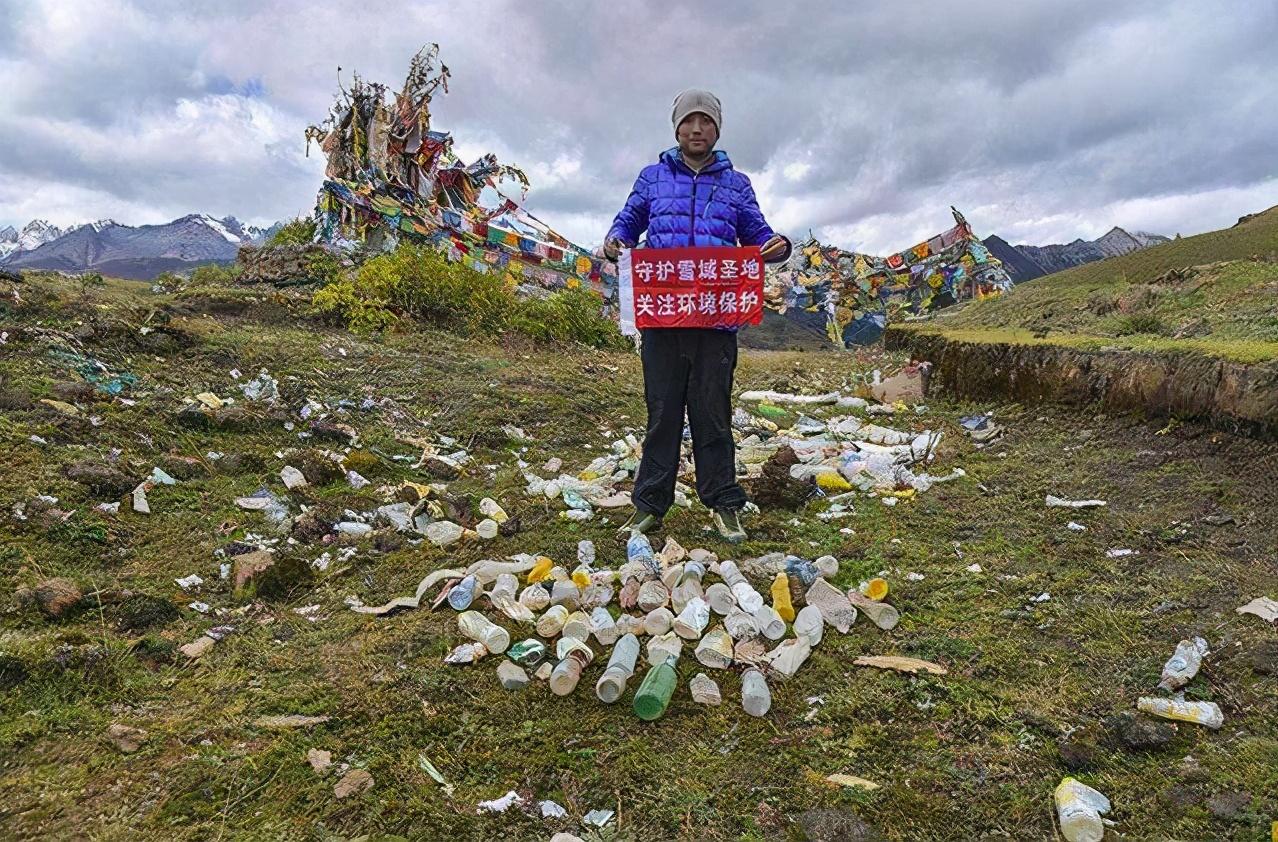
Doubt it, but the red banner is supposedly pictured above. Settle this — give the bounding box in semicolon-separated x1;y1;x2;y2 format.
618;246;765;333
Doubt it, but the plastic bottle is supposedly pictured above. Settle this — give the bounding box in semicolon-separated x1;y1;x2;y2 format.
475;518;499;540
577;539;596;567
770;572;795;622
1054;777;1111;842
673;597;710;640
694;627;734;669
614;613;645;637
518;584;550;611
489;573;518;603
1136;696;1224;729
458;610;510;654
731;581;765;614
536;604;569;638
479;497;508;523
447;575;479;610
646;631;682;666
637;580;671;612
527;556;553;584
794;605;824;646
754;605;786;640
550;580;581;608
763;637;811;680
847;590;900;630
785;556;821;605
644;606;674;637
626;532;660;579
1159;637;1209;691
633;655;678;721
741;668;771;717
718;560;747;589
550;638;594;696
596;634;640;703
671;561;706;613
570;567;592;589
590;606;618;646
705;582;736;615
724;608;758;640
562;610;593;641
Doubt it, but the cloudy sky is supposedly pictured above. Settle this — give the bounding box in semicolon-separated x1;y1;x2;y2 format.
1;0;1275;253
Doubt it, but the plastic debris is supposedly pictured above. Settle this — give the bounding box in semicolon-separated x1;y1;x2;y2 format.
741;668;771;717
826;773;880;791
1136;696;1223;729
1159;637;1209;691
690;672;721;705
1055;777;1111;842
1236;596;1278;624
1046;495;1107;509
240;370;279;402
477;790;524;813
175;574;203;591
583;809;615;827
1106;548;1137;558
539;800;567;819
417;753;455;796
853;655;947;675
281;466;307;490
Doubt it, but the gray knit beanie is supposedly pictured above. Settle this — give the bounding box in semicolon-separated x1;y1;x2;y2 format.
671;89;722;132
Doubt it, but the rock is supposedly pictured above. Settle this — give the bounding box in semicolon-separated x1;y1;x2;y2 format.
1246;640;1278;675
1057;723;1103;771
689;672;721;705
64;460;135;497
497;660;529;690
115;594;180;631
1205;790;1251;821
179;636;215;659
307;748;332;774
1103;711;1175;751
34;578;82;620
421;455;462;480
280;466;308;490
792;809;884;842
333;768;374;799
107;723;148;753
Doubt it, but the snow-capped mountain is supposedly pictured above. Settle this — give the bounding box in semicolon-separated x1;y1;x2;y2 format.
982;226;1171;283
0;214;274;279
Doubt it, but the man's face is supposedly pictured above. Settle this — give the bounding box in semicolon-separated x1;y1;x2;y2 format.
676;112;718;156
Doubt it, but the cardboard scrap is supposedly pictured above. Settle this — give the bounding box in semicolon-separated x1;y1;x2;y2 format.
853;655;947;675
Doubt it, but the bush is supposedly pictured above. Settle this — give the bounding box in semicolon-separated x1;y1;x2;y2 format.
1115;313;1168;335
268;218;317;246
188;262;241;286
311;242;623;347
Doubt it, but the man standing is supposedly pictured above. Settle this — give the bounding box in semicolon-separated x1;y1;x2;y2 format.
605;89;791;544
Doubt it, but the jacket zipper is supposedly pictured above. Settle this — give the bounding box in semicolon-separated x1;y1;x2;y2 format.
689;173;698;247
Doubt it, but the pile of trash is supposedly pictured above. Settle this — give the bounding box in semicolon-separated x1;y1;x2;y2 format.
360;531;914;720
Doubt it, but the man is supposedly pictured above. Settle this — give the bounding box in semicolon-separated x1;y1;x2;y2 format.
605;89;791;544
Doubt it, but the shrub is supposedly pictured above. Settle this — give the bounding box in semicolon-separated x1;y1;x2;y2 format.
311;241;623;348
268;218;317;246
1115;313;1168;335
188;262;241;286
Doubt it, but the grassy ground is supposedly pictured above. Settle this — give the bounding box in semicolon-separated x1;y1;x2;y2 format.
905;205;1278;363
2;273;1276;840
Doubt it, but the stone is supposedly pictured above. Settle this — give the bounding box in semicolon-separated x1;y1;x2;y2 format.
307;748;332;774
689;672;721;705
1205;790;1251;821
1246;639;1278;675
792;808;884;842
333;768;374;799
280;465;308;490
1057;723;1103;771
179;636;215;659
64;460;135;497
497;660;529;690
1104;711;1175;751
34;578;82;620
107;723;149;753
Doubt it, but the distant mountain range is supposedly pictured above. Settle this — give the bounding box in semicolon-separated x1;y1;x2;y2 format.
983;227;1171;283
0;215;280;280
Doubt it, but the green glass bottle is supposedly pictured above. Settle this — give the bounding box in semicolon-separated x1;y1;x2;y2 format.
632;656;677;721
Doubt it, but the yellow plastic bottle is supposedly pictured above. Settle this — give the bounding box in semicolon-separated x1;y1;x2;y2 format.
771;572;795;622
527;556;553;584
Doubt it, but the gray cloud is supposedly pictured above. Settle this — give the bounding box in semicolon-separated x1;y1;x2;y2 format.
0;0;1275;253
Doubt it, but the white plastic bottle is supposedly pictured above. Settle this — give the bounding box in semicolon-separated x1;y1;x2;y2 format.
590;606;618;646
794;605;824;646
596;633;640;703
671;561;706;613
536;604;569;638
1159;636;1209;691
562;610;593;641
741;668;771;717
754;605;786;640
705;582;736;615
672;597;710;640
550;638;594;696
1054;777;1110;842
458;610;510;654
1136;696;1223;729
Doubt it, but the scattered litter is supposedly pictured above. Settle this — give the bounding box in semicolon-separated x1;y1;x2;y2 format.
240;370;280;402
539;800;567;819
346;470;369;489
189;601;210;613
29;434;48;445
583;808;615;827
333;769;374;799
738;390;839;405
1236;596;1278;624
149;467;177;485
1032;592;1051;603
853;655;947;675
254;714;331;729
132;483;151;515
1046;495;1107;509
281;466;308;490
1136;696;1223;729
965;563;983;573
1055;777;1111;842
1105;548;1137;558
175;574;203;591
1159;637;1209;691
478;790;524;813
1067;521;1087;532
417;753;455;796
96;502;120;514
826;773;880;791
904;572;925;582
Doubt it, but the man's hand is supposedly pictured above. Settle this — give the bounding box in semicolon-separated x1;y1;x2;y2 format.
759;234;788;262
604;237;629;261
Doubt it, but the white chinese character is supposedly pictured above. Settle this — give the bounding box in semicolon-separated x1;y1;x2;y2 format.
677;260;696;282
655;260;676;282
718;291;738;313
634;261;654;283
720;259;739;280
697;291;718;314
697;259;717;280
656;294;675;316
676;293;696;315
742;258;761;279
739;290;760;312
636;294;656;317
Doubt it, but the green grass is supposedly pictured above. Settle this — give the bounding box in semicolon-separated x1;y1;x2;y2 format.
1;272;1275;840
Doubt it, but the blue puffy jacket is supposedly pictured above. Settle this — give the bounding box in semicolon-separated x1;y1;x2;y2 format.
607;147;792;261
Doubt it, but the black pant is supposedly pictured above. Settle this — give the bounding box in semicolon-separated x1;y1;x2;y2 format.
632;328;748;517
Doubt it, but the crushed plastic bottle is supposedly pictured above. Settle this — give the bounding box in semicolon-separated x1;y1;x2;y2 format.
489;573;518;602
1159;636;1209;691
626;532;661;579
526;556;553;584
518;584;550;612
590;606;618;645
637;580;671;612
447;575;479;610
673;597;710;640
644;606;674;637
724;608;759;640
754;605;786;640
562;610;593;641
1054;777;1111;842
596;634;640;703
705;582;736;615
536;605;569;638
475;519;499;540
741;668;771;717
731;581;765;614
550;580;581;608
550;637;595;696
794;605;824;646
1136;696;1223;729
458;611;510;654
426;520;464;547
507;638;546;667
695;627;734;669
762;637;811;680
646;631;683;666
847;590;900;630
577;539;596;567
671;561;706;613
770;572;795;622
479;497;508;523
